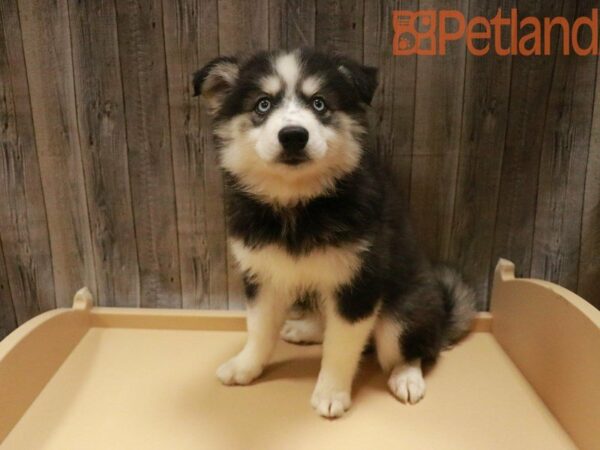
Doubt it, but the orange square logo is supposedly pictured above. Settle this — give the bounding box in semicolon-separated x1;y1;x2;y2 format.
392;10;437;56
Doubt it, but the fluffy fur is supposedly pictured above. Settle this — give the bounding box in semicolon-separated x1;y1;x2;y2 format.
194;48;476;418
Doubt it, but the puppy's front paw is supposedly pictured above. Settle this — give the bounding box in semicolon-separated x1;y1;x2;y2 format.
216;356;263;386
388;363;426;404
311;387;351;418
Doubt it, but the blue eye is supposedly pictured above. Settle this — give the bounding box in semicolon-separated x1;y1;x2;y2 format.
311;97;326;112
255;98;272;114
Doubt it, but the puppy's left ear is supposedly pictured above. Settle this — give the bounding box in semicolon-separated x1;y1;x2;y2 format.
193;56;239;113
337;59;378;105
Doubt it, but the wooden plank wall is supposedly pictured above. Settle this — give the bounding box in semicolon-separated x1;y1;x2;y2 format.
1;0;599;338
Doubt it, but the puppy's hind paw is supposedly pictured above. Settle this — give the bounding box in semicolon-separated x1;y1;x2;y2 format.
281;319;324;344
388;361;426;404
216;356;263;386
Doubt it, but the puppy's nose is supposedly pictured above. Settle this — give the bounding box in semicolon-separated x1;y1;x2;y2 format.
278;126;309;152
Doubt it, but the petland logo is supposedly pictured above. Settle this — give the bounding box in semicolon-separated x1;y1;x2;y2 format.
393;9;599;56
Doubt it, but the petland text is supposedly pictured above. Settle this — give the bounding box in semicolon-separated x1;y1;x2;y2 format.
393;9;599;56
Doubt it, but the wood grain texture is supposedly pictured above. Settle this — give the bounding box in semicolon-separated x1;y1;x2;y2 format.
0;0;56;322
530;0;598;292
218;0;268;56
218;0;270;308
269;0;316;50
448;0;514;307
0;236;17;339
163;0;229;310
363;0;418;209
315;0;364;61
115;0;182;308
409;0;469;261
2;1;600;338
17;0;96;308
492;0;565;280
579;39;600;308
68;0;140;307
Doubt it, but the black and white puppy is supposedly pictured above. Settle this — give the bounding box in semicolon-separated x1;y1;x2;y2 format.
193;49;476;418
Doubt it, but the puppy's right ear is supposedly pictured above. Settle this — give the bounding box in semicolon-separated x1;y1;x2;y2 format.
193;56;239;114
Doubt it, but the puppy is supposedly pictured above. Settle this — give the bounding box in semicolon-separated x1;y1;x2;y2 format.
193;48;476;418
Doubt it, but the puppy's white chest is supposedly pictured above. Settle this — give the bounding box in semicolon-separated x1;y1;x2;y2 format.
230;238;366;291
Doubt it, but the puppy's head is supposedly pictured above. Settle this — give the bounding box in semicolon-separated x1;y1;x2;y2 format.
194;49;377;205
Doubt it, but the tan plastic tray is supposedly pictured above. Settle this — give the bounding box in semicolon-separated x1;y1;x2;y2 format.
1;260;599;450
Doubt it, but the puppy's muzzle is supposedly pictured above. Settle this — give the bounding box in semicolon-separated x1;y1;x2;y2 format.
278;126;309;165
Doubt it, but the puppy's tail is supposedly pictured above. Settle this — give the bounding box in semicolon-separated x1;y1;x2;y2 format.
433;265;477;348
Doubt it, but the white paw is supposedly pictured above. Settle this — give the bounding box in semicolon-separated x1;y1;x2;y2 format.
281;319;323;344
311;387;351;418
388;363;426;404
216;356;263;386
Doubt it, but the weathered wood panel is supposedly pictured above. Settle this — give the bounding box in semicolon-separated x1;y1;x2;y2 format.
0;0;56;321
163;0;229;309
0;237;16;339
68;0;140;307
218;0;268;56
448;0;514;307
269;0;316;50
218;0;270;308
492;0;565;280
18;0;96;307
363;0;418;209
579;41;600;308
409;0;469;261
1;0;600;337
315;0;364;61
530;0;598;292
115;0;182;308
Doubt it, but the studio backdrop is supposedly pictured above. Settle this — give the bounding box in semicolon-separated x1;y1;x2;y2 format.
1;0;599;338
